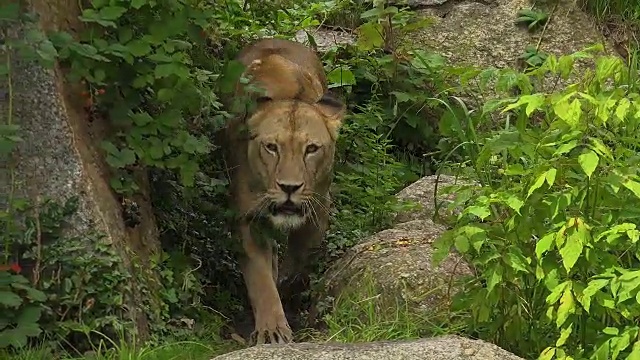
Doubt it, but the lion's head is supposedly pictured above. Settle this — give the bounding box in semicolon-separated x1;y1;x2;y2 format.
245;94;345;230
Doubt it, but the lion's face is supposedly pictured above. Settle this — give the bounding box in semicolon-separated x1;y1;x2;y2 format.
246;96;345;230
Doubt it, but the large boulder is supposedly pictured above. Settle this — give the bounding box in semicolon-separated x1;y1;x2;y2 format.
322;219;472;315
412;0;614;70
211;335;525;360
295;0;617;91
1;0;162;340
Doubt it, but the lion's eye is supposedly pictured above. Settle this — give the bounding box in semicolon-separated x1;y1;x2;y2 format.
265;143;278;153
305;144;320;154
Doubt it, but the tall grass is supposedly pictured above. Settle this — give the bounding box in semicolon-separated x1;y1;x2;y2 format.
580;0;640;21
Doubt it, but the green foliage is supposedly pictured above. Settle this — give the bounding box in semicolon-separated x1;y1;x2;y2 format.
0;270;47;349
327;101;418;258
48;0;220;194
434;43;640;359
520;44;549;70
515;8;549;32
2;3;209;354
322;2;446;160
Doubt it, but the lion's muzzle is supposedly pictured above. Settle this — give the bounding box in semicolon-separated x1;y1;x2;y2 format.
268;182;306;229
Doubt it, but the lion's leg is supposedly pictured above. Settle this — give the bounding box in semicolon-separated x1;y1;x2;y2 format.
272;245;279;284
238;224;292;344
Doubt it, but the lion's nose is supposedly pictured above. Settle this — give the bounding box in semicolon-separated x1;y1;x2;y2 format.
277;182;303;195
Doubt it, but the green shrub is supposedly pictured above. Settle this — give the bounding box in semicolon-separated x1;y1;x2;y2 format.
435;44;640;359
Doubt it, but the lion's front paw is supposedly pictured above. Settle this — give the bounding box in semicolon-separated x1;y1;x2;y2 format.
251;314;293;345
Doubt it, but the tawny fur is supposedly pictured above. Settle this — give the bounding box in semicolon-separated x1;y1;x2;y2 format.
222;38;346;345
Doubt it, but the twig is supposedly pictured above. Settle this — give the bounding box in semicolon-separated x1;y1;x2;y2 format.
534;1;560;53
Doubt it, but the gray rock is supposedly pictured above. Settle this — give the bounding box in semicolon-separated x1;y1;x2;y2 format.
211;335;525;360
323;219;472;314
405;0;451;6
394;174;477;224
413;0;612;71
294;28;357;52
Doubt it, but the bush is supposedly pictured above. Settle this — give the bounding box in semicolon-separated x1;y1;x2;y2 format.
435;44;640;359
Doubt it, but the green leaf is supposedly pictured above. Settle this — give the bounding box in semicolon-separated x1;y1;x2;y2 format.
538;347;555;360
555;323;572;346
578;150;599;178
559;225;584;273
0;291;23;308
179;161;198;187
157;88;174;102
545;168;557;186
614;97;630;122
486;266;502;294
501;94;544;116
327;66;356;88
130;111;154;126
219;60;246;95
624;180;640;199
556;284;575;327
16;306;42;325
127;39;152;57
391;91;416;103
98;6;127;20
528;171;547;197
10;283;46;302
465;205;491;220
154;63;190;79
604;327;620;336
356;22;384;51
553;95;582;126
454;235;470;253
627;341;640;360
551;130;575;147
101;141;119;155
504;195;524;214
506;249;530;273
120;148;137;166
0;328;28;349
612;329;633;360
15;322;42;337
131;0;147;9
535;233;555;259
593;340;610;360
579;278;609;313
546;281;569;305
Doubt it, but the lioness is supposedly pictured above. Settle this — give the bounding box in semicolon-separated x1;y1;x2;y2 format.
223;38;346;345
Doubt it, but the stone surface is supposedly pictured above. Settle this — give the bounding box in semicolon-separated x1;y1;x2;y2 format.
0;0;162;339
212;335;525;360
323;219;472;314
394;174;476;224
299;0;617;99
412;0;612;71
405;0;451;6
294;28;356;52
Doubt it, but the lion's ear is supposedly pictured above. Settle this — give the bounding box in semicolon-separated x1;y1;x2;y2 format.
296;70;325;102
316;92;346;137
